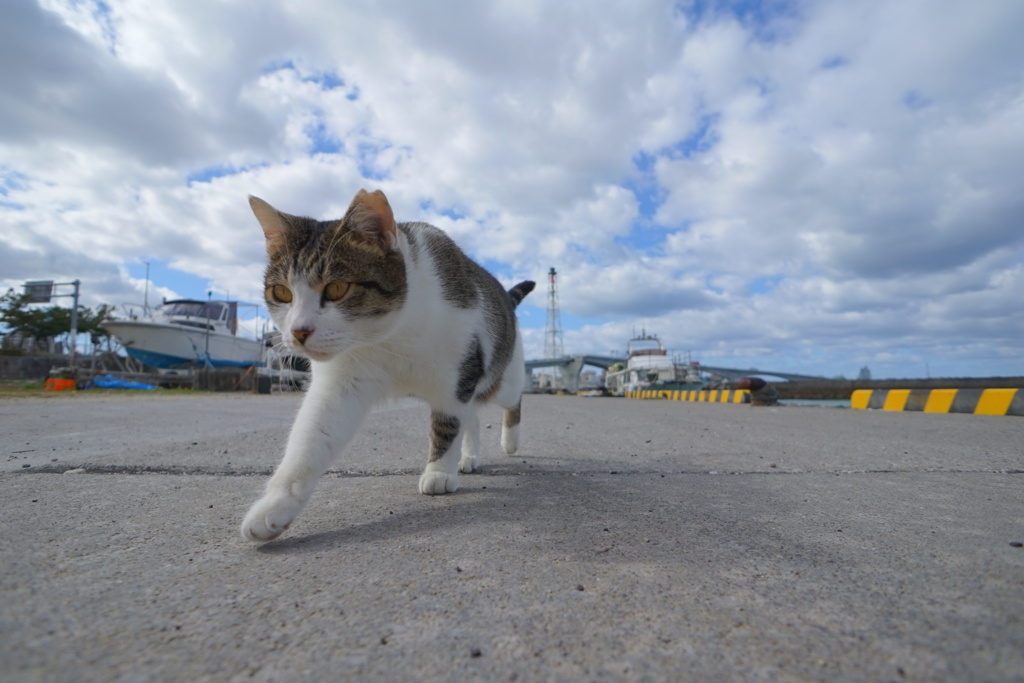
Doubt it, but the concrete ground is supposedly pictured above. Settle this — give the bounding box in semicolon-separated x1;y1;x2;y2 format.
1;391;1022;682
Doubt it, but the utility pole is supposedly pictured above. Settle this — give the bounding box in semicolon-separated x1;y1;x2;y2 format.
143;261;150;314
69;280;80;369
204;290;212;364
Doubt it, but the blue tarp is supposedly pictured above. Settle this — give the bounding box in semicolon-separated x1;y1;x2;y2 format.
90;374;157;391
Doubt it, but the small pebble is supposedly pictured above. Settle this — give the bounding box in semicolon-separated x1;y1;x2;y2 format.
470;647;482;658
575;584;585;591
1010;542;1023;548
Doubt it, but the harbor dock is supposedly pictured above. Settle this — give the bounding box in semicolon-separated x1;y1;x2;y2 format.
2;392;1022;681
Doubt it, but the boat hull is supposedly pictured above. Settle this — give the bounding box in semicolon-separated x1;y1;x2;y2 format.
102;321;264;369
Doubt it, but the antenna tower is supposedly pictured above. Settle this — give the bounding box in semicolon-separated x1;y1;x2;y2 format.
543;267;564;359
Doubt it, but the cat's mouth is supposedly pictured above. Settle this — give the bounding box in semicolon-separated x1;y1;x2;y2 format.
298;347;334;362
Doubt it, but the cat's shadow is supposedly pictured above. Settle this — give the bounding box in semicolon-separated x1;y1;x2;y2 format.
251;461;812;579
253;466;622;555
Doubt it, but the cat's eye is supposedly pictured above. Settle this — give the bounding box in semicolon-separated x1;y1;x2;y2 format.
268;284;292;304
324;281;351;302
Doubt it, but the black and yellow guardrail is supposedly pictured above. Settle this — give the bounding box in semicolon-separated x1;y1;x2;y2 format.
626;389;751;404
851;388;1023;416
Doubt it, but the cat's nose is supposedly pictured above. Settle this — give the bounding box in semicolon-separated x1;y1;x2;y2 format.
291;327;314;345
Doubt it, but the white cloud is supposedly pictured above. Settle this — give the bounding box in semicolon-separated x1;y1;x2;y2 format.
1;0;1022;379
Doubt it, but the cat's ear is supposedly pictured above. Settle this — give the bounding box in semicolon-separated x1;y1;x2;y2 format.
342;189;398;253
249;196;289;254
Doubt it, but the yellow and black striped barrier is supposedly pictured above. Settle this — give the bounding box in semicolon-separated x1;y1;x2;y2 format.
851;388;1023;416
626;389;751;404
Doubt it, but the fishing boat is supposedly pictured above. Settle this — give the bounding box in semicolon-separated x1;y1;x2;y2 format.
102;299;264;369
605;332;704;396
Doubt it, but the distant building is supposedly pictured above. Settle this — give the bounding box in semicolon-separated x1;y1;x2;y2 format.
858;366;872;380
579;369;603;389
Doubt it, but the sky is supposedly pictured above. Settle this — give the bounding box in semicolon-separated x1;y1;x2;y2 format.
2;0;1022;380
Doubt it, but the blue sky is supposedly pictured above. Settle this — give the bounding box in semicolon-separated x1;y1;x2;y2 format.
2;0;1023;379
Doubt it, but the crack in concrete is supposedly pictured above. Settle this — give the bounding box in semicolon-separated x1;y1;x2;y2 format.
15;464;1024;477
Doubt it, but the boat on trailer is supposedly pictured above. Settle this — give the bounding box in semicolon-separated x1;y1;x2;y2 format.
102;299;264;369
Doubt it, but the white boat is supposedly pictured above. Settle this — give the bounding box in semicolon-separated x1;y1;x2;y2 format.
102;299;264;369
605;332;703;396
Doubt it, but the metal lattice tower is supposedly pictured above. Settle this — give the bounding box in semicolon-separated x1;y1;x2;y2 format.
543;267;564;359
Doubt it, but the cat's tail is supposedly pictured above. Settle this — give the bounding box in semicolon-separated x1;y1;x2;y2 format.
508;280;536;308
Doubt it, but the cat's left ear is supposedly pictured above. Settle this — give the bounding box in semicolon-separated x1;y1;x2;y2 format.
343;189;398;253
249;196;289;254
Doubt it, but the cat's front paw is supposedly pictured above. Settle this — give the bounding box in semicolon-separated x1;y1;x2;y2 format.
240;492;303;542
419;471;459;495
458;455;478;473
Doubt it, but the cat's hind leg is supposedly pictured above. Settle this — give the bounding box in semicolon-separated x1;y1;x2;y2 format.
459;409;480;473
493;333;526;455
501;400;522;455
419;409;465;494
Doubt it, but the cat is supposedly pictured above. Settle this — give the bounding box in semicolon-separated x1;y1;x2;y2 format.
241;188;535;542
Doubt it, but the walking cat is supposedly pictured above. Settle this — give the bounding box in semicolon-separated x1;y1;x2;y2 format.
241;188;535;542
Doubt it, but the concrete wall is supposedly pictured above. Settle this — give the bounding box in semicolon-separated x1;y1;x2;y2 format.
194;368;258;392
0;355;59;381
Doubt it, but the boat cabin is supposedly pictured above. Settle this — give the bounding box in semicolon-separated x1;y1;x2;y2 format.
159;300;239;335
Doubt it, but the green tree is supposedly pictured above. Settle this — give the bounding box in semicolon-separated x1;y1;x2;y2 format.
79;303;116;348
0;290;48;350
1;289;115;354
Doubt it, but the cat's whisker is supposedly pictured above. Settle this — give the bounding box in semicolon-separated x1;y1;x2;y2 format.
346;347;401;377
351;337;418;364
268;340;292;357
321;226;346;269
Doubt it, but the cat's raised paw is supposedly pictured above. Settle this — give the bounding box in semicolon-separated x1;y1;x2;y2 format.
240;493;302;542
419;471;458;495
501;429;519;455
458;456;478;474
